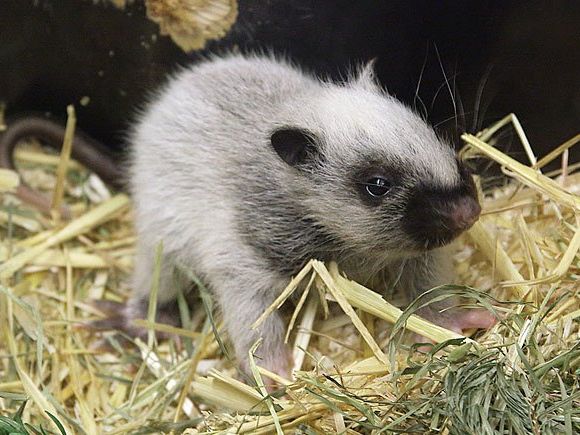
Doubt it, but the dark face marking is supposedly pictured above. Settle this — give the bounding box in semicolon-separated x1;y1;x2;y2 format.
403;162;481;249
237;173;341;276
270;127;318;167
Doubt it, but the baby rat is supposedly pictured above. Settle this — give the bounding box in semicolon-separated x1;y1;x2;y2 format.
128;54;493;377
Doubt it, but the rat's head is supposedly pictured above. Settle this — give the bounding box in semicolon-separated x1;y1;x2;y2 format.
269;72;480;260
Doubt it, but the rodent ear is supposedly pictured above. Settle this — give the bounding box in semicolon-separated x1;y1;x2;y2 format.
270;127;318;167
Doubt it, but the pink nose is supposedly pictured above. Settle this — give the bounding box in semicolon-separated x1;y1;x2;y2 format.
449;196;481;231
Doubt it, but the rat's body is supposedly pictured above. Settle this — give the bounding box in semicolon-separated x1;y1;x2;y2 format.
128;54;490;376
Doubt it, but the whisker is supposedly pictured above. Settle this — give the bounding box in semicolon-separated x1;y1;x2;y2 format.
433;44;458;133
429;71;461;114
413;44;430;119
452;59;467;135
433;110;476;130
472;65;494;132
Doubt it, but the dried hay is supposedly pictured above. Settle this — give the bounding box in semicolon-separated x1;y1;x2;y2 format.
0;113;578;434
102;0;239;52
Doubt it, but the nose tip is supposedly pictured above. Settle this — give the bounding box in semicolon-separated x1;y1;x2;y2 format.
449;196;481;231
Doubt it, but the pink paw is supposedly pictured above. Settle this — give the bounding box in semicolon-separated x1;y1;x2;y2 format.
263;352;292;380
244;347;292;393
441;308;497;334
410;308;497;348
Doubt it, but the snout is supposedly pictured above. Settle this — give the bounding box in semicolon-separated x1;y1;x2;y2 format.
447;195;481;232
403;187;481;250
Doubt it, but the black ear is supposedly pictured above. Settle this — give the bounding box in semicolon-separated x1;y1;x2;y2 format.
270;127;317;167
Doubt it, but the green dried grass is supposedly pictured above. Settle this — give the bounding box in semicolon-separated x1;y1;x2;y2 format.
0;114;578;434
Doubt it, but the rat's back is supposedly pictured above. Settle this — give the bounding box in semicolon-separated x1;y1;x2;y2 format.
127;54;316;278
131;54;314;172
129;55;315;224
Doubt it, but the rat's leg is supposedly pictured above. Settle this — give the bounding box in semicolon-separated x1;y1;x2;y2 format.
209;272;291;381
399;247;496;334
116;239;191;335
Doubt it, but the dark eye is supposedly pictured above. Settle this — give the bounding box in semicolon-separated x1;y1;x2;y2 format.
364;177;391;197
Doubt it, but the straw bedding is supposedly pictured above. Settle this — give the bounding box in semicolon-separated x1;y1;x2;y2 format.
0;112;578;434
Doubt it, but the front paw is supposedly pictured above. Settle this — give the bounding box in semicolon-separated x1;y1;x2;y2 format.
442;308;497;334
415;305;497;338
402;307;497;352
240;342;293;392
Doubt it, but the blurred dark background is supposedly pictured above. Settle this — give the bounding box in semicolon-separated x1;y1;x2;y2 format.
0;0;578;164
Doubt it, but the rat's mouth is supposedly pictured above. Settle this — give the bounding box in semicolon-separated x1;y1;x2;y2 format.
418;229;466;250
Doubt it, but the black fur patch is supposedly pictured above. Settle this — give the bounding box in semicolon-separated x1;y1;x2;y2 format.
237;176;340;276
403;161;478;249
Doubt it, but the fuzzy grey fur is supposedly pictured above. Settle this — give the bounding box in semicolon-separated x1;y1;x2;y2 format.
127;54;478;375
